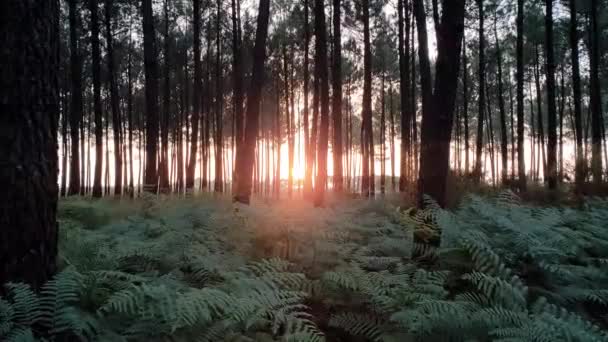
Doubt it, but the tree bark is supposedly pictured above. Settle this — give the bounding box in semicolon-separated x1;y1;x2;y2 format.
494;16;509;186
516;0;526;190
314;0;330;206
68;0;82;196
545;0;558;189
361;0;373;198
332;0;343;192
142;0;160;193
159;0;171;192
590;0;603;184
474;0;485;184
398;0;411;191
233;0;270;204
105;0;123;195
90;0;103;197
568;0;584;189
0;0;60;289
415;0;466;207
187;0;202;191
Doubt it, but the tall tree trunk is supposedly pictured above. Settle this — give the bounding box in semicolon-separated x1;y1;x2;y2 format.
332;0;343;192
214;0;224;193
463;36;470;176
142;0;160;193
516;0;526;190
314;0;330;207
275;80;281;198
61;92;68;197
105;0;123;196
415;0;466;208
398;0;411;191
361;0;373;198
231;0;244;179
545;0;558;189
303;0;313;198
127;39;135;196
90;0;103;197
494;17;509;186
534;45;547;181
380;72;386;195
68;0;82;196
569;0;584;189
389;85;396;191
233;0;270;204
590;0;603;184
187;0;201;191
159;0;170;192
474;0;485;184
0;0;59;289
284;46;293;197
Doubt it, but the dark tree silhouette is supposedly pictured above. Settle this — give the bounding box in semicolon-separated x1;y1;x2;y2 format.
234;0;271;204
0;0;60;289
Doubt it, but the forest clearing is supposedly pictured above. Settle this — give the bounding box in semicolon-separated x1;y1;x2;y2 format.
1;0;608;340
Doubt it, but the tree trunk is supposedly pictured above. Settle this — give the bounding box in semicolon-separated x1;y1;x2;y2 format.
67;0;82;196
545;0;558;189
314;0;330;207
494;17;509;186
398;0;411;191
568;0;584;189
534;45;547;181
389;85;396;191
415;0;466;207
142;0;160;193
90;0;103;197
231;0;244;180
284;46;293;197
474;0;485;184
332;0;343;192
590;0;603;184
159;0;171;192
463;36;470;176
303;0;313;198
187;0;202;191
361;0;373;198
105;0;123;196
214;0;224;193
0;0;59;289
516;0;526;190
233;0;270;204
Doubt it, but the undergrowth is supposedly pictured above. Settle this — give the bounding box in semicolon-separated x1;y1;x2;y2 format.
1;192;607;341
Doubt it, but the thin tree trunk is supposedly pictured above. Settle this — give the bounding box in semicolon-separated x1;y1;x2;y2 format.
361;0;373;198
314;0;330;207
545;0;558;189
398;0;411;191
332;0;343;192
214;0;224;193
68;0;82;196
105;0;122;195
494;16;509;185
463;36;470;176
516;0;526;190
474;0;485;183
159;0;171;192
90;0;103;197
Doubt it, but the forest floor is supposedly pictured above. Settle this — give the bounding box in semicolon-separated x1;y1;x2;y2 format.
2;192;608;341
